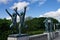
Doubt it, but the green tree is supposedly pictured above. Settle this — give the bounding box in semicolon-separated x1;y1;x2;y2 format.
0;18;11;32
25;17;59;34
0;18;11;40
0;17;59;40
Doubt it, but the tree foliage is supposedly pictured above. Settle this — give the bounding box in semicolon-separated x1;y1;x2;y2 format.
25;17;59;33
0;17;59;40
0;18;11;32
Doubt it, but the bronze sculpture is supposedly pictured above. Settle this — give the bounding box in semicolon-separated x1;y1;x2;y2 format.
44;17;53;32
14;7;27;34
5;9;17;29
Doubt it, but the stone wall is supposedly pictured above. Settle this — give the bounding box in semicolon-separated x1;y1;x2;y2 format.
54;31;59;38
29;34;48;40
7;31;60;40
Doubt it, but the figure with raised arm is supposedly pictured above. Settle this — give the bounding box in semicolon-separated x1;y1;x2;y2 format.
14;7;27;34
5;8;17;33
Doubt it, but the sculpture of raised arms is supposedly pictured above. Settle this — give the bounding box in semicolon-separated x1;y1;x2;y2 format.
23;7;27;18
22;7;27;23
5;8;17;28
14;7;20;16
5;9;12;17
13;7;27;34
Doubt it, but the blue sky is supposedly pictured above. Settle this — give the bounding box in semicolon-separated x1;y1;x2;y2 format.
0;0;60;21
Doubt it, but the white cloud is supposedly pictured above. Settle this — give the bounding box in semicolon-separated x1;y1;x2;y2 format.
28;0;39;3
39;0;46;5
28;0;46;5
6;17;11;20
0;0;12;4
39;8;60;22
6;16;19;22
10;1;29;11
57;0;60;2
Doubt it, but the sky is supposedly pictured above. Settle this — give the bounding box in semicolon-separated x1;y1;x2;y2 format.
0;0;60;21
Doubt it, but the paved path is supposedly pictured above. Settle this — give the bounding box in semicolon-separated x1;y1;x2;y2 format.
54;36;60;40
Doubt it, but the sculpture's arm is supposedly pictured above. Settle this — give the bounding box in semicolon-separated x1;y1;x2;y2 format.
23;7;27;16
5;9;12;17
14;7;20;16
16;11;20;16
22;7;27;22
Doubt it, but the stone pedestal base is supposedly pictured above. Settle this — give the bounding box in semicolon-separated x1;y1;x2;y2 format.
7;34;29;40
44;32;54;40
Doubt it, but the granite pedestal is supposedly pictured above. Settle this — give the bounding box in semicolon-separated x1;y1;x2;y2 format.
7;34;29;40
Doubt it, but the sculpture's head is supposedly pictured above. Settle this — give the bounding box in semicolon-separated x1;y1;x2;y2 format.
13;13;16;16
20;12;24;15
14;7;18;12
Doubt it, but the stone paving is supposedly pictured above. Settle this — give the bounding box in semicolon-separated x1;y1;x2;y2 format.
54;36;60;40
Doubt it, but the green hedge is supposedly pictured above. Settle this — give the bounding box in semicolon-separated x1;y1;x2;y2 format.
26;30;44;35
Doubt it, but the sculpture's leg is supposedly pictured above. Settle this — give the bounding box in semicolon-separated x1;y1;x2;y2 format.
10;23;14;33
45;24;48;32
10;23;13;28
19;23;21;35
50;24;53;32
